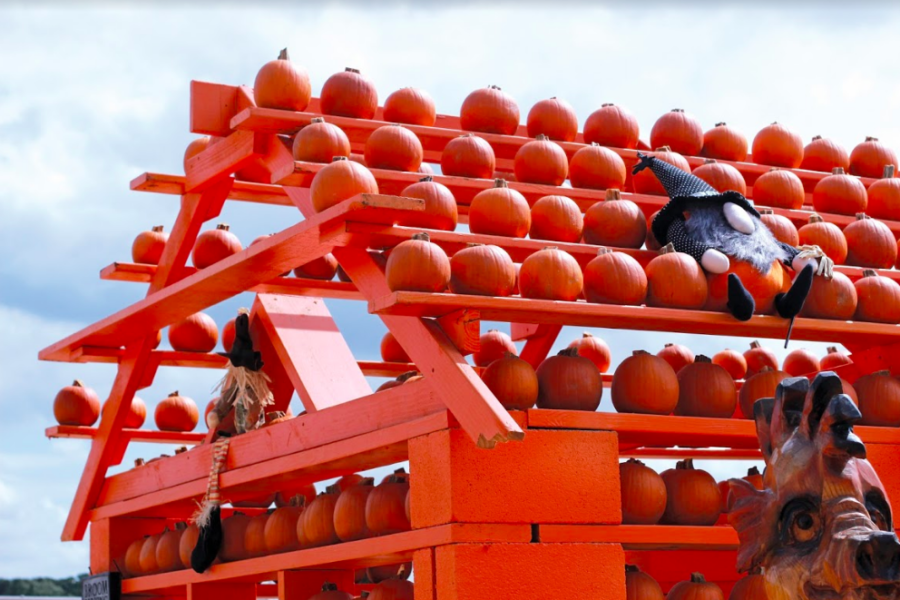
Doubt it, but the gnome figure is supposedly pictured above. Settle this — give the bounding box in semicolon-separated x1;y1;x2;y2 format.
633;153;833;343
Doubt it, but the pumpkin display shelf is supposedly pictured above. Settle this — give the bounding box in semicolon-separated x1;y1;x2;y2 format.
40;79;900;600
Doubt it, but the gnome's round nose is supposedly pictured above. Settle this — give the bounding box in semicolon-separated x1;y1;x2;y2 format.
856;531;900;582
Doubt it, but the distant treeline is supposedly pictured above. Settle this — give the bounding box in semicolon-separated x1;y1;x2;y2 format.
0;575;88;597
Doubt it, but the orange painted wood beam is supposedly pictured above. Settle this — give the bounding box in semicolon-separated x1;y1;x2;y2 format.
621;447;764;460
131;172;291;206
45;426;205;445
518;324;563;369
538;524;739;550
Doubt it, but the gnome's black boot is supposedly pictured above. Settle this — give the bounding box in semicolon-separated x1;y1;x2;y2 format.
775;264;815;319
726;274;755;321
190;506;222;573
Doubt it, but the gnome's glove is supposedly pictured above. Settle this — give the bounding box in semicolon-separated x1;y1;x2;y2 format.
724;202;755;235
792;245;834;279
701;249;731;274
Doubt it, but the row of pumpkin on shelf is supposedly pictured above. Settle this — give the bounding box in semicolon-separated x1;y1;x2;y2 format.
245;48;898;180
629;566;759;600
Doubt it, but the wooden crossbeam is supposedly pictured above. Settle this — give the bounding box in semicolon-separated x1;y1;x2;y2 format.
45;426;205;445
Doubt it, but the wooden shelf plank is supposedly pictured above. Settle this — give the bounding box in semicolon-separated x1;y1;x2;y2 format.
131;172;292;206
539;524;739;550
45;425;205;445
621;447;763;460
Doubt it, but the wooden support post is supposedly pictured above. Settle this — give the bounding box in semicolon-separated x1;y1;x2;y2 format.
90;517;166;576
187;581;256;600
518;324;562;369
278;570;357;600
413;548;437;600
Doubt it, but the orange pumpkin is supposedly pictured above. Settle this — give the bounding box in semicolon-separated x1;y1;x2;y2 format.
449;244;516;297
850;136;899;178
855;370;900;426
365;125;423;172
760;209;799;246
668;573;724;600
513;134;568;186
728;571;767;600
294;253;339;281
855;270;900;324
367;563;412;584
132;226;168;265
692;159;747;195
612;350;679;415
192;224;242;269
310;157;379;214
155;526;184;572
821;346;852;371
583;103;640;149
308;583;353;600
265;495;304;553
383;88;436;126
752;168;805;210
705;259;789;315
625;565;665;600
169;312;218;353
661;459;722;526
518;246;583;301
801;135;849;173
712;349;747;380
744;341;779;377
397;176;458;231
845;213;897;269
529;195;584;243
739;367;789;419
567;333;611;373
535;348;602;411
812;167;868;216
799;271;857;321
650;108;703;156
620;460;667;525
299;486;342;547
468;179;531;238
798;215;848;264
752;122;803;168
380;332;410;363
292;118;350;163
473;330;517;367
205;397;235;435
219;512;251;562
53;380;100;426
645;210;663;251
275;483;317;508
221;318;236;353
783;348;820;376
866;165;900;220
139;532;162;574
645;244;708;309
701;122;748;162
526;97;577;141
183;137;211;172
368;579;414;600
583;248;647;306
568;143;627;190
254;49;311;111
320;68;377;119
154;391;199;432
440;134;495;179
633;147;691;196
366;472;411;535
385;233;451;293
583;191;647;248
481;353;538;411
675;355;736;418
460;85;519;135
118;396;147;429
179;524;200;566
657;343;694;373
124;537;145;576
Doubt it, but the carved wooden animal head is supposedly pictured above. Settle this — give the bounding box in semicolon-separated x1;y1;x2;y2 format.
728;372;900;600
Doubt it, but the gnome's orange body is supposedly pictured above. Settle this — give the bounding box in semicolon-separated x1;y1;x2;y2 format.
706;259;791;314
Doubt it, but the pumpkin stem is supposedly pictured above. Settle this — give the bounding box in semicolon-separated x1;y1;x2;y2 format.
493;178;509;188
654;146;672;152
558;347;581;358
175;521;187;530
676;458;695;470
216;223;230;231
606;189;621;201
832;167;845;175
632;350;650;357
266;411;286;423
704;158;717;164
418;175;434;182
596;247;614;256
856;213;869;221
289;494;306;508
169;391;179;397
863;269;878;278
671;108;685;113
758;366;774;374
875;370;891;376
466;242;484;248
73;379;84;387
808;214;824;224
582;332;594;338
695;355;712;363
884;165;896;178
134;458;145;467
827;346;839;354
311;117;327;124
488;84;502;90
659;242;676;255
278;48;290;61
321;583;339;592
690;573;708;583
625;564;641;573
747;466;761;476
750;341;761;349
332;156;348;162
624;458;646;466
760;208;774;214
151;225;165;232
502;351;518;359
394;467;407;474
345;67;360;74
542;246;559;251
411;232;431;242
715;122;726;127
396;370;421;383
590;141;600;147
866;136;879;142
325;484;341;495
602;102;614;107
812;135;823;141
359;477;375;487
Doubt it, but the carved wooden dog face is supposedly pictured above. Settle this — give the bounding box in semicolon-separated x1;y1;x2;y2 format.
728;372;900;600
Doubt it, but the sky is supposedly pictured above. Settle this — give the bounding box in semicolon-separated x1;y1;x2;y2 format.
2;3;900;579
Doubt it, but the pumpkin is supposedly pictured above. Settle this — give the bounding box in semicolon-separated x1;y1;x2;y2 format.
657;343;695;373
759;209;799;246
583;190;647;248
367;563;412;583
120;396;147;429
518;246;583;301
845;213;897;268
385;233;451;293
526;97;577;141
583;103;640;149
583;248;647;306
368;579;415;600
855;269;900;324
320;68;377;119
843;380;859;406
253;48;311;111
783;348;821;376
529;195;584;242
752;168;805;210
380;332;410;363
292;118;351;163
294;253;339;280
668;573;724;600
264;495;304;553
183;137;211;171
619;460;667;525
299;485;342;547
855;370;900;426
168;312;218;353
468;179;531;238
535;347;603;411
222;318;236;353
440;134;495;179
364;125;423;172
625;565;664;600
568;143;627;190
799;271;857;321
850;136;899;178
633;147;691;196
801;135;849;172
752;122;804;168
154;391;199;432
333;478;375;542
366;471;411;535
219;512;251;562
449;244;516;296
124;537;145;576
812;167;868;216
742;466;765;490
567;332;611;373
397;176;458;231
645;210;663;251
675;355;736;418
459;85;519;135
650;109;703;156
513;134;568;186
645;244;708;309
192;224;242;269
661;460;722;526
53;380;100;426
132;226;168;265
798;215;848;264
179;524;200;566
139;532;162;574
310;157;379;214
701;122;748;162
693;159;747;195
705;259;789;316
611;350;679;415
308;583;353;600
865;165;900;220
155;526;184;572
744;341;780;377
729;571;767;600
821;346;852;371
739;367;789;419
473;330;517;367
482;352;539;411
275;483;317;508
712;349;747;380
383;87;436;126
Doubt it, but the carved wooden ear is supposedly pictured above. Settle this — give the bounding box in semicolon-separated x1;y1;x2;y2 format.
754;397;775;462
820;393;866;462
805;372;844;438
770;377;809;449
